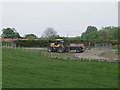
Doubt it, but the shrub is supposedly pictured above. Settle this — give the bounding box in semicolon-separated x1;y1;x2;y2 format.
2;41;14;46
14;39;49;47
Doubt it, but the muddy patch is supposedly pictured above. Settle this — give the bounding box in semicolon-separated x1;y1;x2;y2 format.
74;49;118;62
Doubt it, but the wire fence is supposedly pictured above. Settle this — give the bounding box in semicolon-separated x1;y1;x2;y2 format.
2;45;119;63
94;43;112;50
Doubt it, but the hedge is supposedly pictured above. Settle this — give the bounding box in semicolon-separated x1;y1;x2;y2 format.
2;39;118;47
14;40;50;47
13;39;84;47
2;41;15;46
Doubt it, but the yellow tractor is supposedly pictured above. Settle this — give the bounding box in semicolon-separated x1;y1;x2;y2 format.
47;39;69;53
47;39;85;53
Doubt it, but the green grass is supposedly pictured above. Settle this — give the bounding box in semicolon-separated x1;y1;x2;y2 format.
39;49;75;58
2;47;118;88
112;45;118;50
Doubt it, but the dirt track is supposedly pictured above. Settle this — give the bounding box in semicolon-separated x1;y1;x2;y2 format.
75;48;118;62
24;47;119;62
25;47;47;50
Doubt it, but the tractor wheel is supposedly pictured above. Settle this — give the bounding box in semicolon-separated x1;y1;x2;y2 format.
64;45;70;52
57;46;64;53
76;47;83;53
48;46;53;52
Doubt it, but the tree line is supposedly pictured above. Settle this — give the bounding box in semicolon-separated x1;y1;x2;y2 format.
1;26;120;44
81;26;119;43
1;27;57;39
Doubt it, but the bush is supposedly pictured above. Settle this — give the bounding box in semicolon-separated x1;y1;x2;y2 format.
2;41;14;46
13;38;119;47
14;39;49;47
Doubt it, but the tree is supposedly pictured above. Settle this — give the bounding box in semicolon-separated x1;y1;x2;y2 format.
81;26;98;41
98;29;108;40
81;26;119;42
24;34;38;39
42;27;57;39
86;26;98;33
98;26;119;40
1;28;21;39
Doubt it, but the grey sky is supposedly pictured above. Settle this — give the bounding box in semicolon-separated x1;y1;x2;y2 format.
2;2;118;37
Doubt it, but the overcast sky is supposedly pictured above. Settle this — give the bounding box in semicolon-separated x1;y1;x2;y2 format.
2;2;118;37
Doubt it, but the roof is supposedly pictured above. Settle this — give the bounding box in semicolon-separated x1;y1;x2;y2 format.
55;39;64;41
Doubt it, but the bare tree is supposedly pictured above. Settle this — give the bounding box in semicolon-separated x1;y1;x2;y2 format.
42;27;57;39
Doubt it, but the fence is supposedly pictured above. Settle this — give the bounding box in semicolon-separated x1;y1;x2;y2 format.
2;45;119;63
94;43;112;50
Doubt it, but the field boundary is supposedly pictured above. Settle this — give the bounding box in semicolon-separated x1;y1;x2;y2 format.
3;46;119;63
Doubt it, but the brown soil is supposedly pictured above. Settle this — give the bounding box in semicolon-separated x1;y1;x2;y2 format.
25;47;47;50
25;47;119;62
99;51;118;59
75;48;118;62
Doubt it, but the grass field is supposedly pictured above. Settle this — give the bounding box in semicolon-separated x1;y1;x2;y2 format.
2;47;118;88
38;49;75;58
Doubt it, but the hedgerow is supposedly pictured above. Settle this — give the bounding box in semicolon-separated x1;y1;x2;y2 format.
14;39;49;47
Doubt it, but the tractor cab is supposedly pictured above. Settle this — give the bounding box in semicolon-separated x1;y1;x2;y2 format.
48;39;65;52
50;39;64;47
54;39;64;45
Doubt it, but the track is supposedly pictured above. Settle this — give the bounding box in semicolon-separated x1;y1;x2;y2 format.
75;48;118;62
